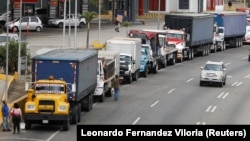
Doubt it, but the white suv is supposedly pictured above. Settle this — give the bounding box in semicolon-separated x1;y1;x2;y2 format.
200;61;227;87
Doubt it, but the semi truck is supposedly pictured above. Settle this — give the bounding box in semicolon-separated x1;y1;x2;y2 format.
128;30;162;73
206;11;246;48
24;49;97;131
105;37;141;84
142;29;178;66
95;50;120;102
164;13;214;60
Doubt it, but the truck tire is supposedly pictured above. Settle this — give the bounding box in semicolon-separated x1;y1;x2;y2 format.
248;55;250;61
133;71;139;81
127;75;132;84
62;118;70;131
143;64;149;77
71;105;78;124
25;120;31;130
78;103;81;122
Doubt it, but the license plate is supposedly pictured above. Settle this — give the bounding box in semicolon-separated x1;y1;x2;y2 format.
42;120;49;124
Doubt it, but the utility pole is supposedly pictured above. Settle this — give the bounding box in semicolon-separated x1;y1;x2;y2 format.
5;0;10;102
157;0;161;30
18;0;22;81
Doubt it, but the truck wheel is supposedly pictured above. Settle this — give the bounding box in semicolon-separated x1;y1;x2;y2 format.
71;105;78;124
25;120;31;130
248;55;250;61
200;81;203;86
134;71;139;81
62;118;70;131
77;104;81;122
143;65;149;77
99;91;104;102
128;75;132;84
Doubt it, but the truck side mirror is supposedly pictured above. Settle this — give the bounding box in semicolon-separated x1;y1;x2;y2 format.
25;82;29;91
72;83;76;93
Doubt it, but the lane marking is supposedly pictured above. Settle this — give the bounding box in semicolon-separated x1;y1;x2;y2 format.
132;117;141;125
150;100;159;108
206;105;217;112
196;122;206;125
168;88;176;94
232;81;238;86
186;78;194;83
227;75;232;78
46;130;61;141
225;63;231;66
241;56;248;60
245;74;250;78
236;82;242;87
217;92;229;99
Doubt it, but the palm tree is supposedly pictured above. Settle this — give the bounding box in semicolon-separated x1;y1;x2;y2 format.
122;20;131;37
80;11;97;49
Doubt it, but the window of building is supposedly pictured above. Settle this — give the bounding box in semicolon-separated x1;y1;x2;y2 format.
179;0;189;9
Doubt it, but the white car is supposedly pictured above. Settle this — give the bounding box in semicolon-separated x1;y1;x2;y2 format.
5;16;43;32
0;33;18;46
200;61;227;87
48;14;86;28
0;11;11;26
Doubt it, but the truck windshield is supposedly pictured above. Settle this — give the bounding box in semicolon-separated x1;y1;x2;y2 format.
35;84;64;94
158;34;166;47
167;33;183;40
120;55;131;65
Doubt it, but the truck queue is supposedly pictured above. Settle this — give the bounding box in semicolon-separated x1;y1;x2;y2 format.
21;10;247;131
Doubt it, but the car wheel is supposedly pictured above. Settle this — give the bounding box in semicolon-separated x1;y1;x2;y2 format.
36;27;42;32
58;22;63;28
79;22;85;28
12;26;18;32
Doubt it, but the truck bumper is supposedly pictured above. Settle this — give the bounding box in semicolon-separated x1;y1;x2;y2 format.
24;114;68;121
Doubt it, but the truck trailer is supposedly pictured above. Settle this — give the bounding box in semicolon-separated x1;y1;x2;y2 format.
105;37;141;84
206;11;246;48
24;49;97;131
164;13;214;59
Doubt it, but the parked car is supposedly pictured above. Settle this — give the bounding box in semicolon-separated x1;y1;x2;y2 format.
5;16;43;32
48;14;86;28
200;60;227;87
0;33;18;46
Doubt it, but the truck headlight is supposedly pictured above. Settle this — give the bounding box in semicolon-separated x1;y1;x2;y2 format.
26;105;35;110
58;106;67;111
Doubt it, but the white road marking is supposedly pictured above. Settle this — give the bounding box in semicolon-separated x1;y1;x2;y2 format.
225;63;231;66
46;130;61;141
245;74;250;78
227;75;232;78
206;105;217;112
150;100;159;107
232;81;238;86
236;82;243;87
186;78;194;83
241;56;248;60
168;88;176;94
196;122;206;125
217;92;229;99
132;117;141;125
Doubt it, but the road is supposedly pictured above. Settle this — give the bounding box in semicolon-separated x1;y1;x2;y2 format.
1;22;250;140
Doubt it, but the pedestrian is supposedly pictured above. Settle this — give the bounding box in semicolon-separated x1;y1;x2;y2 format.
1;100;11;132
112;75;120;101
10;103;22;134
115;20;121;32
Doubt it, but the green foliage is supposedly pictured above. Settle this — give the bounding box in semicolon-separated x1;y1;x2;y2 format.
122;21;131;37
80;11;98;48
0;40;30;74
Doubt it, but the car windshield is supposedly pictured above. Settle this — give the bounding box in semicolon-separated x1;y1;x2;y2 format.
167;33;183;40
204;64;222;71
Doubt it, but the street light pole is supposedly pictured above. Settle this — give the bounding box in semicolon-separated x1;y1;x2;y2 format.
18;0;22;81
98;0;101;43
5;0;10;102
157;0;161;29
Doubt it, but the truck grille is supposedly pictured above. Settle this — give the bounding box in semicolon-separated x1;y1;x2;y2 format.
38;100;55;113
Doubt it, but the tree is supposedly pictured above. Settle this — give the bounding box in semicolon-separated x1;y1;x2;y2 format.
122;20;131;37
0;41;30;74
80;11;97;49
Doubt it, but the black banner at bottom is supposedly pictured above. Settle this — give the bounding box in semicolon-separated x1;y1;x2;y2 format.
77;125;250;139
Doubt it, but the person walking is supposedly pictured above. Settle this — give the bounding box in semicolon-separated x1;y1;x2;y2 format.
1;100;11;132
112;75;120;101
10;103;22;134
